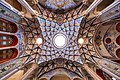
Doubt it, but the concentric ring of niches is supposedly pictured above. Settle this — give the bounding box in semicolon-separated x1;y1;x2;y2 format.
103;22;120;58
115;22;120;58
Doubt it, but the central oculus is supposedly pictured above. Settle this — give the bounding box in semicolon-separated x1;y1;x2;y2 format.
53;33;67;48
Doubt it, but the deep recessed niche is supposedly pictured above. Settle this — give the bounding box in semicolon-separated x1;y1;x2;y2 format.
0;34;18;48
105;38;111;44
116;23;120;32
116;48;120;58
0;18;18;33
116;35;120;46
0;48;18;63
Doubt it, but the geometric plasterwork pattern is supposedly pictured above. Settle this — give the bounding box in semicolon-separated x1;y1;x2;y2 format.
21;15;100;66
38;3;83;25
20;17;42;64
21;17;100;64
1;1;120;80
20;16;99;79
78;17;98;62
37;17;83;63
37;58;85;79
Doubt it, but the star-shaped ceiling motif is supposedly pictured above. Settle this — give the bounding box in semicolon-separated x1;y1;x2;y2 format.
38;17;83;63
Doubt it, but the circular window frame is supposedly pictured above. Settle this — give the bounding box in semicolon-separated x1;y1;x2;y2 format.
53;33;68;49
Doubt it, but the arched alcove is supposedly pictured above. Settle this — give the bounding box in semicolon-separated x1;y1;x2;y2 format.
0;48;18;63
0;18;18;33
50;74;70;80
0;34;18;48
116;22;120;32
73;78;81;80
39;78;47;80
116;48;120;58
116;35;120;46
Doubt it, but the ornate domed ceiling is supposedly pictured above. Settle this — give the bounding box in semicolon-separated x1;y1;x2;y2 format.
0;0;120;80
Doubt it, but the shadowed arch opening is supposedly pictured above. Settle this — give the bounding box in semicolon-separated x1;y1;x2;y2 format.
73;78;81;80
0;18;18;33
0;34;18;48
50;74;70;80
39;78;48;80
0;48;18;63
